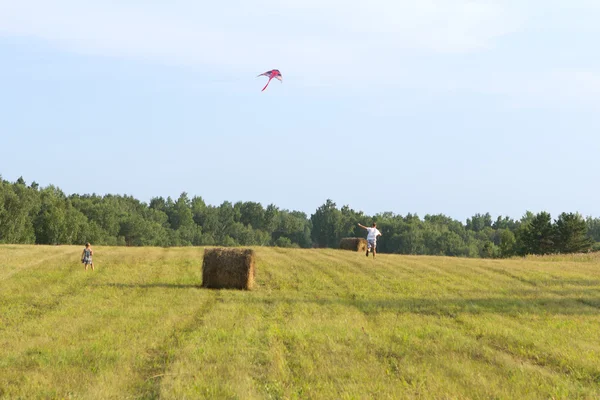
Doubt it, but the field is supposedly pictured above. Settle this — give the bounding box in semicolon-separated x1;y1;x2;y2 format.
1;245;600;399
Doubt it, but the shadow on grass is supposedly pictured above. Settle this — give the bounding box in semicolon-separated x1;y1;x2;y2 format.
94;283;202;289
242;295;600;316
91;284;600;315
549;279;600;287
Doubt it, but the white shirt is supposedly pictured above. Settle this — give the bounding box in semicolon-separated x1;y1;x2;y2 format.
366;227;381;241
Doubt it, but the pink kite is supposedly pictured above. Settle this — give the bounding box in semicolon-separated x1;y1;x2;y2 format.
257;69;282;91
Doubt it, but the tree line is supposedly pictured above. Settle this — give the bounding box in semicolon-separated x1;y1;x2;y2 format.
1;176;599;257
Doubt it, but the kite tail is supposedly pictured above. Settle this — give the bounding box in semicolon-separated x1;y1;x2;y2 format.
261;78;273;92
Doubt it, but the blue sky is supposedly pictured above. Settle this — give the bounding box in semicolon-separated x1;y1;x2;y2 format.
1;0;599;222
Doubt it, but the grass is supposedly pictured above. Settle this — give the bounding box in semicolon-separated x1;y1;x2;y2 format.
1;245;600;399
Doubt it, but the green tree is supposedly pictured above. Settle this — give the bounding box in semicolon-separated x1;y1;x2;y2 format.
263;204;279;234
239;201;265;230
34;186;68;244
190;196;206;225
492;216;517;231
119;215;169;246
466;213;492;232
586;217;600;242
437;231;467;257
398;228;425;254
169;193;193;230
0;180;40;243
275;236;297;248
480;241;499;258
310;199;342;248
149;196;167;212
169;193;198;245
518;212;554;255
498;229;516;257
554;212;593;254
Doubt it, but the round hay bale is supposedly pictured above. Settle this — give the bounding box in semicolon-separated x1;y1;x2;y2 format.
202;247;256;290
339;237;367;252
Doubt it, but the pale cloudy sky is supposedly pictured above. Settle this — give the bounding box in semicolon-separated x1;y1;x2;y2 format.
1;0;598;221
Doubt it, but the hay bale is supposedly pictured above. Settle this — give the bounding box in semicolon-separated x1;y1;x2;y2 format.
202;247;256;290
339;237;367;252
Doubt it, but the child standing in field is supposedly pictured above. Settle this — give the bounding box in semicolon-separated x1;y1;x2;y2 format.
358;222;382;258
81;242;94;271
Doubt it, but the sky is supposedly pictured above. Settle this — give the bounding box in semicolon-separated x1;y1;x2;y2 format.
1;0;599;222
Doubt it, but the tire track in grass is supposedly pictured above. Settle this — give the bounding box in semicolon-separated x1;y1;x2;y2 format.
251;291;292;399
0;279;164;398
319;250;396;284
0;247;76;281
256;252;392;398
255;248;375;397
365;256;468;308
483;265;539;287
292;251;355;296
478;329;600;388
423;259;506;294
390;257;468;298
0;251;100;331
310;252;436;323
316;252;424;321
315;249;419;295
367;255;449;290
349;251;420;278
473;260;600;312
4;261;155;341
291;249;406;296
575;298;600;310
260;248;348;295
1;247;193;398
376;313;600;398
440;307;600;391
416;258;527;297
250;252;366;398
259;248;383;298
0;247;173;332
254;248;309;292
453;260;523;291
313;252;445;318
436;264;600;388
133;290;219;399
252;288;347;400
462;262;600;308
443;287;600;392
472;262;600;314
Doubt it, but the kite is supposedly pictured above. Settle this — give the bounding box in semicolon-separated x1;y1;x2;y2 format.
257;69;282;92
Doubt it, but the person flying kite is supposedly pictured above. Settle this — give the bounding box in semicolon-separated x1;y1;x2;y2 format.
257;69;282;91
358;222;382;258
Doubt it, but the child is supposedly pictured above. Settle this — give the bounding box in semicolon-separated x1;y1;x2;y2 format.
357;222;382;258
81;242;94;271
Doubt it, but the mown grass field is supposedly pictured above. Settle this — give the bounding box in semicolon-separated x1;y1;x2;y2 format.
1;245;600;399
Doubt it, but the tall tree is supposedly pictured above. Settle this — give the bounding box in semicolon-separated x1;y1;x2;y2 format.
310;199;342;248
466;213;492;232
492;216;518;231
519;212;554;255
586;217;600;242
498;229;516;257
0;180;40;243
239;201;265;230
554;212;593;254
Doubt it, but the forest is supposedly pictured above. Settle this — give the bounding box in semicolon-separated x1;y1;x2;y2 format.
1;176;599;258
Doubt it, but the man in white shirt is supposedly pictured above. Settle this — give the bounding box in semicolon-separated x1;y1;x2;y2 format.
357;222;382;258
